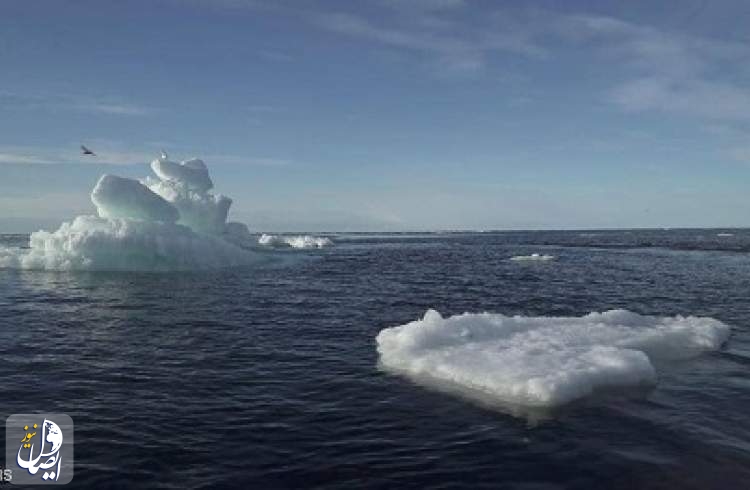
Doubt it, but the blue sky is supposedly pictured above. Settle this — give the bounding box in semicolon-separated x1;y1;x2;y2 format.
1;0;750;231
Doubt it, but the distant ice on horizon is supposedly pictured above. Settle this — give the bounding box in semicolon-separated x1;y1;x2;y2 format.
257;234;333;249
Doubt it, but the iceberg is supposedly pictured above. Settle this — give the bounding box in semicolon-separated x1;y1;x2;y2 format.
0;153;258;271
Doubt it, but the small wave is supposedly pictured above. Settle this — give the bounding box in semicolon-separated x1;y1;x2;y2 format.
510;253;555;261
376;309;729;409
258;234;333;249
717;233;735;237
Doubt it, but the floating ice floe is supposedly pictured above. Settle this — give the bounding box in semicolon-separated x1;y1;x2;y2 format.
0;154;258;271
510;253;555;261
257;234;333;249
376;309;729;409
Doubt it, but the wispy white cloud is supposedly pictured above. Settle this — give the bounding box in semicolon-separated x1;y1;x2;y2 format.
554;13;745;71
70;101;153;116
313;9;545;74
610;77;750;121
0;144;156;166
308;5;750;122
247;104;284;114
701;123;748;138
727;146;750;164
0;90;155;116
314;12;473;57
185;1;543;72
181;0;750;115
378;0;466;13
206;154;291;166
549;13;750;122
257;49;295;62
0;153;60;165
0;144;292;167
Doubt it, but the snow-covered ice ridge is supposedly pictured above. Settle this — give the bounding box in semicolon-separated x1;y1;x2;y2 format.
376;309;729;408
0;155;257;271
258;234;333;249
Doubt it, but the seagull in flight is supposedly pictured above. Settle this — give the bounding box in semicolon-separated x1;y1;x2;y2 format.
81;145;96;156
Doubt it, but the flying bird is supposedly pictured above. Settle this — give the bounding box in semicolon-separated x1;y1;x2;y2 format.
81;145;96;156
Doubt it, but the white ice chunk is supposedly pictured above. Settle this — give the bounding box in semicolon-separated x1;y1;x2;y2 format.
91;174;179;223
258;234;333;249
151;157;213;192
144;176;231;235
376;309;730;408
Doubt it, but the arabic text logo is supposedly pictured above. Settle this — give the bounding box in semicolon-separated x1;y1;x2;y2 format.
5;414;73;485
17;420;64;482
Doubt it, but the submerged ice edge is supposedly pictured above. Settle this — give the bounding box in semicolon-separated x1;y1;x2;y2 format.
376;309;730;410
0;154;259;271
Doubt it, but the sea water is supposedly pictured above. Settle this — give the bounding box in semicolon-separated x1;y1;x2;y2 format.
1;229;749;488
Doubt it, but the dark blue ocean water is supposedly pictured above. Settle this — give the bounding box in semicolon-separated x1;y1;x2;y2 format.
1;229;750;489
